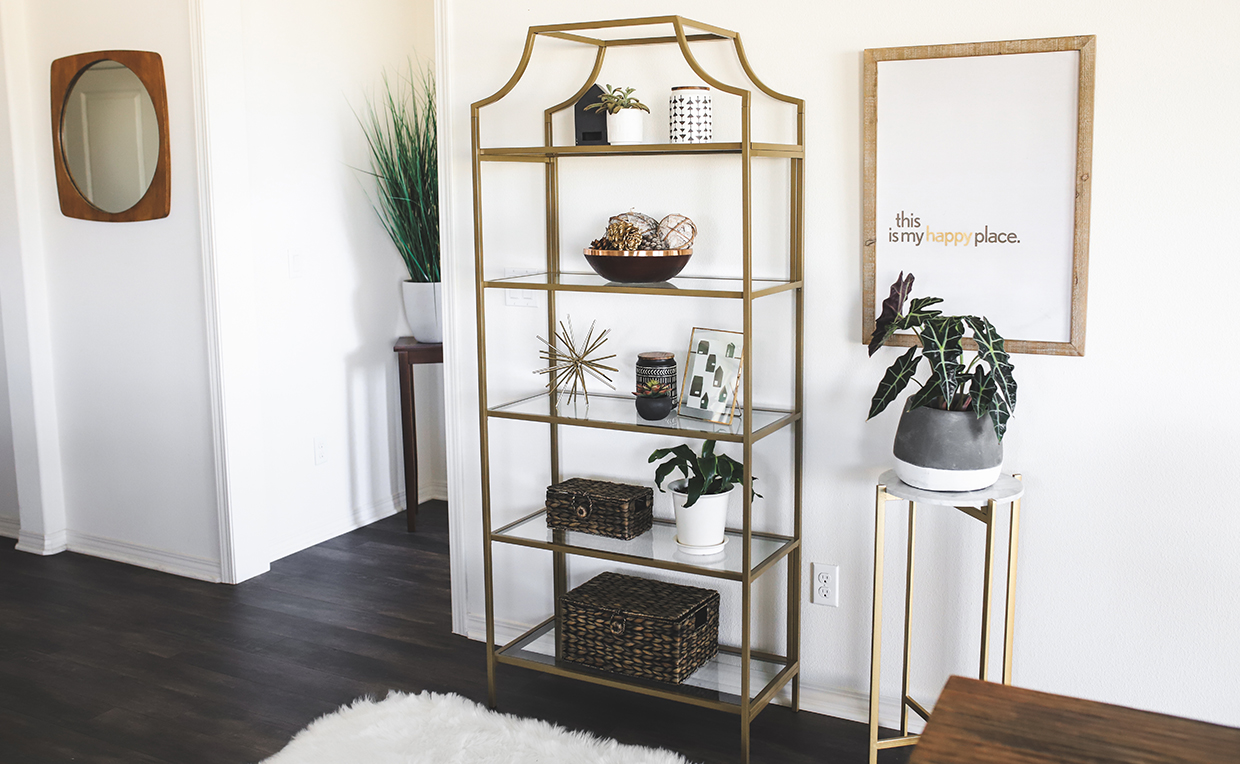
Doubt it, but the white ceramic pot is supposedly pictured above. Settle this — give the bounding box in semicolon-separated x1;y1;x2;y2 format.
670;479;731;547
607;109;645;145
401;280;443;343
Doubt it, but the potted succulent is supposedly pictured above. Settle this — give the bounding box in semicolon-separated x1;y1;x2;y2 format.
649;440;760;552
868;272;1017;491
360;65;441;342
584;84;650;145
633;380;675;421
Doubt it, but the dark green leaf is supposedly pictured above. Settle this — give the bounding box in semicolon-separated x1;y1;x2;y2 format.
896;296;944;331
868;346;922;419
989;405;1011;442
698;441;718;487
964;316;1017;413
868;272;914;356
919;316;965;404
682;475;706;507
907;381;943;411
714;454;734;490
653;458;686;491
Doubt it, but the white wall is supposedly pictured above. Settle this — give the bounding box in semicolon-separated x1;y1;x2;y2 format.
198;0;443;576
441;0;1240;731
0;0;219;575
0;302;18;535
0;0;444;581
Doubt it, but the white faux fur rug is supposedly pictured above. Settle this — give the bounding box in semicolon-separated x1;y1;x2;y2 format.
262;691;691;764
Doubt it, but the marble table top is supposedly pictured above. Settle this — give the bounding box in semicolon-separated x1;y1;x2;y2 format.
877;469;1025;507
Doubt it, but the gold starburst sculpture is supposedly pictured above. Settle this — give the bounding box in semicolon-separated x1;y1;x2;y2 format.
534;317;617;405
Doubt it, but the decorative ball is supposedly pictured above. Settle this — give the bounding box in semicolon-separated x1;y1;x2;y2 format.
657;214;697;249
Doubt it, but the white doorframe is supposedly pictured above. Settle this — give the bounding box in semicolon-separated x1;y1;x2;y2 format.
434;0;471;636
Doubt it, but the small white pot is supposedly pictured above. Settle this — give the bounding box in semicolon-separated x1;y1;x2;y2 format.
401;280;443;343
607;109;645;145
670;479;732;547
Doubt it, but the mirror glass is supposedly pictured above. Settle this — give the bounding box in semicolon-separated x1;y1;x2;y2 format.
61;60;160;214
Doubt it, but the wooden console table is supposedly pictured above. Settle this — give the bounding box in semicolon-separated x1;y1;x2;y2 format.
912;676;1240;764
394;337;443;532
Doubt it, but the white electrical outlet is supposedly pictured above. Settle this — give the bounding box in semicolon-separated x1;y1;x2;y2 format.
811;563;840;607
504;268;542;308
313;437;327;466
288;250;306;280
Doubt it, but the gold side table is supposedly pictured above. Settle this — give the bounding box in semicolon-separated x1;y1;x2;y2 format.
868;470;1024;763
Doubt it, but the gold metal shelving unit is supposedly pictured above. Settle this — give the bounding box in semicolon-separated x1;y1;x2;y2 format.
470;16;804;763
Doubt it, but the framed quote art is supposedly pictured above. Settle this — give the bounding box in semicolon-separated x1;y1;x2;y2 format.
863;36;1096;356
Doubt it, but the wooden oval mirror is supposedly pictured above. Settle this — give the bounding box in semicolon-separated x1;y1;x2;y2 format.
50;50;170;222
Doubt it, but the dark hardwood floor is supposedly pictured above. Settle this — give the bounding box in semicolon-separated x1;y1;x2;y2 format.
0;502;904;763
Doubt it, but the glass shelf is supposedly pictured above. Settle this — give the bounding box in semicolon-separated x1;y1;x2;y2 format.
487;392;798;443
496;617;797;712
483;271;800;299
492;511;796;581
478;142;803;159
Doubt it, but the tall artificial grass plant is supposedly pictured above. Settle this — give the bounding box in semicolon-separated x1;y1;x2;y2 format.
359;65;439;283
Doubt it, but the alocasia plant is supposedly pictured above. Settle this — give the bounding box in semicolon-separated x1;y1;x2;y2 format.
867;272;1017;440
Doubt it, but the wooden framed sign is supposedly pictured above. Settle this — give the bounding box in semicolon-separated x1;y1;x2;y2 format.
863;36;1095;356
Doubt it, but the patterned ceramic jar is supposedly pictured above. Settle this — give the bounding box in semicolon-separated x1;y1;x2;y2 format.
669;86;711;143
636;351;678;391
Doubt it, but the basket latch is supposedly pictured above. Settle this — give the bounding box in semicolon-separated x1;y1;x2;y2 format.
606;611;626;636
573;493;593;519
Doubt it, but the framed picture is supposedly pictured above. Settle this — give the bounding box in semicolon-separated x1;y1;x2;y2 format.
678;328;743;425
863;36;1096;356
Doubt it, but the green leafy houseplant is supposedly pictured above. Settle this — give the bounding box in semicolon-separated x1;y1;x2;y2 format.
649;440;760;508
583;84;651;115
359;65;439;283
868;272;1017;440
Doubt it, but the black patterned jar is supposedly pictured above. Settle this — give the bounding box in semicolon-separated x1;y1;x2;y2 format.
636;351;678;392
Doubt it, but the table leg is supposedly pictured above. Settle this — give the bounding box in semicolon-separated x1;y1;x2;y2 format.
979;499;997;681
900;501;916;736
1003;478;1022;684
869;485;887;764
398;351;419;532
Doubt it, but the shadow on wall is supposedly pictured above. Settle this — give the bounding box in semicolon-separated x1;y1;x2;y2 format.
0;298;18;527
341;173;447;520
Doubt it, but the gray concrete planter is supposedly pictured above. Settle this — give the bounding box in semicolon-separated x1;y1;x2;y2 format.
893;404;1002;491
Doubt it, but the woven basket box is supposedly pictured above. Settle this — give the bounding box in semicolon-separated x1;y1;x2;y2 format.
560;572;720;684
545;478;653;540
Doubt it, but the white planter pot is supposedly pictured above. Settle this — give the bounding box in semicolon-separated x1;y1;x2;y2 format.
401;281;443;343
607;109;645;145
670;479;731;548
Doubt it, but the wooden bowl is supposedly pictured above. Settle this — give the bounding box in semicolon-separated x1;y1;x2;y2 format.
583;248;692;283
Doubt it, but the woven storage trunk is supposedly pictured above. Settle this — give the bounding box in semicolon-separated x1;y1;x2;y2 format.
560;572;720;684
546;478;653;540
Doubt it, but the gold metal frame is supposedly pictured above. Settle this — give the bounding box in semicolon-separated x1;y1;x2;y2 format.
868;475;1023;763
470;16;804;763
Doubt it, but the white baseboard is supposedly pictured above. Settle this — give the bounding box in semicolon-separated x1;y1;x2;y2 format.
0;516;19;540
463;612;905;728
67;531;222;582
267;492;404;564
417;480;449;503
15;528;68;555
